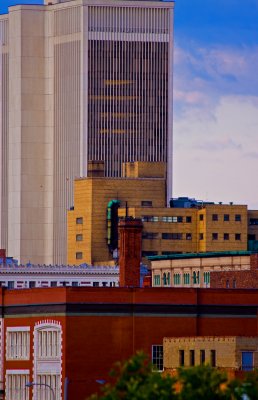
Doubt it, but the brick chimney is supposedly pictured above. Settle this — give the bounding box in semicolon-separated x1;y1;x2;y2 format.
119;218;143;287
0;249;6;263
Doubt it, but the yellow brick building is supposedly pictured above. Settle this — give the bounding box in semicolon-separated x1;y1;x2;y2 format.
163;336;258;371
67;161;256;265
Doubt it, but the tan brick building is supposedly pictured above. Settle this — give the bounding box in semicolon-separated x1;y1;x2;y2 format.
163;336;258;371
67;161;257;265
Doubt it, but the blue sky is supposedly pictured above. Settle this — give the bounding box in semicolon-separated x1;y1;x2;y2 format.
1;0;258;208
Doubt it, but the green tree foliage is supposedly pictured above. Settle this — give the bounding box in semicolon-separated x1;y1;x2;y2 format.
88;352;258;400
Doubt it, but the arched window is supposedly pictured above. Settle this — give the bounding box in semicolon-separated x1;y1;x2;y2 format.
163;273;167;285
167;272;170;285
193;271;197;284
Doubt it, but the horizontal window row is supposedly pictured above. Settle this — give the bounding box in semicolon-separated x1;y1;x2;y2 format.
153;271;210;286
142;216;192;223
142;232;192;240
199;233;241;241
199;214;242;222
179;349;216;367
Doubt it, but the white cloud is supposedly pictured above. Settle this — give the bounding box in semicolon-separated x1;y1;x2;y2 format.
173;95;258;209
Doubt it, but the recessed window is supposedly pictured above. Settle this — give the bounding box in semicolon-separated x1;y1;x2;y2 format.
72;282;78;287
142;216;158;222
248;234;256;240
162;233;183;240
226;280;230;288
76;234;83;241
210;350;216;367
250;218;258;225
200;350;205;365
235;233;241;241
142;232;159;239
152;345;163;371
186;216;192;223
93;282;99;287
212;233;218;240
154;275;161;286
186;233;192;240
224;233;229;240
179;350;185;366
51;281;57;287
241;351;254;371
29;281;36;288
212;214;218;221
6;328;30;360
224;214;230;221
199;214;204;221
233;279;237;289
141;200;152;207
235;214;241;222
190;350;195;366
199;233;204;240
8;281;14;289
76;217;83;224
76;252;83;259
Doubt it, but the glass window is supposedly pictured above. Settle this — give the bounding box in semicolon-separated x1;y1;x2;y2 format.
235;214;241;222
200;350;205;365
212;233;218;240
224;233;229;240
29;281;36;288
76;234;83;241
141;201;152;207
210;350;216;367
76;217;83;224
250;218;258;225
241;351;253;371
199;214;204;221
6;329;30;360
179;350;185;366
224;214;230;221
235;233;241;241
186;233;192;240
199;233;204;240
51;281;57;287
76;252;83;259
152;345;163;371
186;216;192;223
212;214;218;221
154;275;161;286
190;350;195;366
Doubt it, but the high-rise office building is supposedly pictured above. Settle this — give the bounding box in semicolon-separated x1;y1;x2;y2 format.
0;0;174;264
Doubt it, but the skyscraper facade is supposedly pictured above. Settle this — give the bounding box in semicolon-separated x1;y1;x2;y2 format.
0;0;174;264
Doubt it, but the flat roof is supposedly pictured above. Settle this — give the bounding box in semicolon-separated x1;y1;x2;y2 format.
148;250;257;261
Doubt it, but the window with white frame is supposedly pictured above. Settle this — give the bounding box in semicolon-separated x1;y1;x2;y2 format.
35;374;61;400
37;328;61;359
6;370;29;400
152;345;163;371
6;328;30;360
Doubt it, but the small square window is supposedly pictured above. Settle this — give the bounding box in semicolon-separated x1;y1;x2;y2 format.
235;214;241;222
76;217;83;224
177;216;183;223
76;252;83;259
141;201;152;207
199;214;204;221
212;233;218;240
212;214;218;221
186;233;192;240
186;216;192;223
199;233;204;240
93;282;99;287
51;281;57;287
224;214;230;221
72;282;78;287
235;233;241;241
224;233;229;240
76;234;83;241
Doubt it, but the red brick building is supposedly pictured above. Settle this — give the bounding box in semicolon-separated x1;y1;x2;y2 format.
1;286;258;399
211;253;258;288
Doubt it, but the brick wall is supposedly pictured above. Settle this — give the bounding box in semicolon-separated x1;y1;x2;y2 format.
210;254;258;289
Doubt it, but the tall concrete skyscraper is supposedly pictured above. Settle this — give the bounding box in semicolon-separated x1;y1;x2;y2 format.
0;0;174;264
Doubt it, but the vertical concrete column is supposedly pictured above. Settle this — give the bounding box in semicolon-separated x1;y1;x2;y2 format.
119;218;143;287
